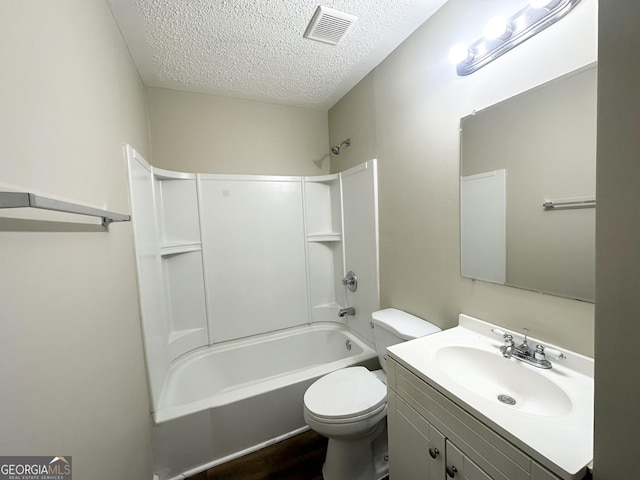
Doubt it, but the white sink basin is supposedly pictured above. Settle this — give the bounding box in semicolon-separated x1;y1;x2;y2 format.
435;345;573;417
387;314;594;480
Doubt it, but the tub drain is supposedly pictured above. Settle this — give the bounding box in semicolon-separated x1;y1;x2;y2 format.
498;394;516;406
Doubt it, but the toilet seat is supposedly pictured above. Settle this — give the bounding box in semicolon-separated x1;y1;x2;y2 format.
304;367;387;423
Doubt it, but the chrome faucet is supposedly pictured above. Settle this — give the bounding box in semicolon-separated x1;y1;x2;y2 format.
496;328;565;369
338;307;355;317
501;334;515;359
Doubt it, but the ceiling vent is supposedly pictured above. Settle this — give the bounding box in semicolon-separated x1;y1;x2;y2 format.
303;6;358;46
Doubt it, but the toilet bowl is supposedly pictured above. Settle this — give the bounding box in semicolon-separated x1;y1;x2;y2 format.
303;308;441;480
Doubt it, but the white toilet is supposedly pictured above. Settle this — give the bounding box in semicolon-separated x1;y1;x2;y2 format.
303;308;441;480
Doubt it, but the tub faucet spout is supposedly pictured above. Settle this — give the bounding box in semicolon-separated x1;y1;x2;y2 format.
338;307;355;318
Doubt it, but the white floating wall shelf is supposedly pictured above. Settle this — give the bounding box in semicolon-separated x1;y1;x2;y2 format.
0;191;131;226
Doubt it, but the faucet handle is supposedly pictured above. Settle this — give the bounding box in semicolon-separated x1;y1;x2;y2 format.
341;271;358;292
491;327;507;337
534;345;567;361
491;328;514;344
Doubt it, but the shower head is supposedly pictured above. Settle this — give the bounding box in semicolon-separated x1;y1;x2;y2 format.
331;138;351;155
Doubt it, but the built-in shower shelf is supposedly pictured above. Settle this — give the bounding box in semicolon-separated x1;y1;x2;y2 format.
160;242;202;256
307;232;342;242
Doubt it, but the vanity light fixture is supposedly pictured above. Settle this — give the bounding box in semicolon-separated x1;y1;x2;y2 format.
483;16;511;40
530;0;556;7
449;0;582;76
448;43;473;64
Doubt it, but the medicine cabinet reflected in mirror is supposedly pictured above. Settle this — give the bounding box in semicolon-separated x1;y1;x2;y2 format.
460;65;596;302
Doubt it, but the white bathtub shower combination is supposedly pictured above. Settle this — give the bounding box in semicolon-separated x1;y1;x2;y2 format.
152;323;377;479
127;147;381;479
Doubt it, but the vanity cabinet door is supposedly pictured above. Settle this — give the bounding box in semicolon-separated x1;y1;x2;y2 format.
446;440;492;480
388;390;445;479
531;461;563;480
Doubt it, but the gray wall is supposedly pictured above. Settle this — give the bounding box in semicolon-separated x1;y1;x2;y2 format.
147;87;329;176
0;1;153;478
594;0;640;476
328;0;597;355
328;71;378;170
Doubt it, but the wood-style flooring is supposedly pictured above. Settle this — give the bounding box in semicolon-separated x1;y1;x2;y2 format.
187;430;327;480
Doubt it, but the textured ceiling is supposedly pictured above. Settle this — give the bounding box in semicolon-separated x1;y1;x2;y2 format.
107;0;448;110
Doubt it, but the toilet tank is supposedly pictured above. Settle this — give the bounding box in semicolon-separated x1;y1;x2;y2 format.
372;308;441;371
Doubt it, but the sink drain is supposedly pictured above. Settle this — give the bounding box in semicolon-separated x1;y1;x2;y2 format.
498;394;516;405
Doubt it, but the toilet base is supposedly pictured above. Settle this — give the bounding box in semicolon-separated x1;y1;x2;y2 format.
322;421;388;480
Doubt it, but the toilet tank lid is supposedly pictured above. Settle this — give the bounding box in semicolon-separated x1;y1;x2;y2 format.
372;308;441;339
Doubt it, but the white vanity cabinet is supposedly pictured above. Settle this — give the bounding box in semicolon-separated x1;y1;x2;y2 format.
387;357;563;480
388;390;491;480
446;440;493;480
387;389;445;479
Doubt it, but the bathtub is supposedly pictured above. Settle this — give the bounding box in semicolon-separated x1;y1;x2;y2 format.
151;323;378;480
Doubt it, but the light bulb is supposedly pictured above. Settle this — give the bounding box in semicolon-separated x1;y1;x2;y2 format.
483;16;509;40
448;43;472;64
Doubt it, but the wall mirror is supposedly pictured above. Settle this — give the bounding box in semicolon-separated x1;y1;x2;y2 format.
460;65;596;302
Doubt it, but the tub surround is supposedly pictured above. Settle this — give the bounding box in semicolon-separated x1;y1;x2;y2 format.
128;146;380;407
127;147;381;478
